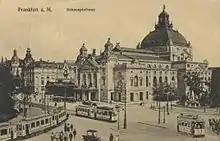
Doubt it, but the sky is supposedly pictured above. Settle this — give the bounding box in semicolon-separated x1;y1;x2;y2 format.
0;0;220;67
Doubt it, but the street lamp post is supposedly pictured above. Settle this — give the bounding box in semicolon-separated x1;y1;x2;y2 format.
158;101;161;124
124;89;127;129
163;106;166;123
63;69;69;111
115;105;120;130
118;78;127;129
166;93;170;115
158;95;160;124
64;85;67;110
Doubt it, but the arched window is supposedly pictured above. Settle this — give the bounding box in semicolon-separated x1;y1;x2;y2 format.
159;76;162;84
165;65;169;69
153;64;157;68
153;76;157;86
165;76;168;83
171;76;175;81
83;74;86;85
146;76;149;87
147;64;151;68
134;76;138;87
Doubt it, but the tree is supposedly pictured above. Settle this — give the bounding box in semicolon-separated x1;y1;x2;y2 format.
183;72;211;106
152;82;178;101
0;64;16;122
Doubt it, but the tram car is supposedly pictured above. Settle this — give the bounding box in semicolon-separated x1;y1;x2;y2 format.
0;123;14;141
94;106;117;122
75;105;117;122
0;109;67;141
177;113;205;137
75;105;95;117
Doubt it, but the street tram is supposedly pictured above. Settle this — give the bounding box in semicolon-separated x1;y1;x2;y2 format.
75;104;117;122
177;113;205;137
94;106;117;122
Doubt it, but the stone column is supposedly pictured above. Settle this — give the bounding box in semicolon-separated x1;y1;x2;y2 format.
88;92;91;101
82;91;85;101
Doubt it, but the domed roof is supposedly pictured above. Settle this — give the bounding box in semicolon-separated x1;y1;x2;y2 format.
141;29;189;47
140;5;190;49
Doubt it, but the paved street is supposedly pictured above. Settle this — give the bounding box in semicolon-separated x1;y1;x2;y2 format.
26;101;220;141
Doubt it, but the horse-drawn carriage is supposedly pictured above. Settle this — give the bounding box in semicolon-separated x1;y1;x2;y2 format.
82;130;102;141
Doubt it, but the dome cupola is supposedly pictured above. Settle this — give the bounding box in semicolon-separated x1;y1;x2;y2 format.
140;5;190;49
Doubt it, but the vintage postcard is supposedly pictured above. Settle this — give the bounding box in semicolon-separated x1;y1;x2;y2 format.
0;0;220;141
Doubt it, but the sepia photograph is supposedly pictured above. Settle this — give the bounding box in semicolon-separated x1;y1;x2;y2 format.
0;0;220;141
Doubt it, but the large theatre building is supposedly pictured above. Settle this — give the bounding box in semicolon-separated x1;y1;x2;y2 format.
7;6;212;105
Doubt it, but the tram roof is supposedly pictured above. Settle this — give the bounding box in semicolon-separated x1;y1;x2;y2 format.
177;114;204;122
97;106;114;110
0;122;9;127
77;104;91;108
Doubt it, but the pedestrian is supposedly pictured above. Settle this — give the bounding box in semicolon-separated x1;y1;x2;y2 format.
67;123;70;132
69;132;73;141
60;131;64;141
109;133;113;141
73;129;77;139
64;132;68;141
51;132;55;141
70;124;73;131
64;123;67;132
55;132;59;141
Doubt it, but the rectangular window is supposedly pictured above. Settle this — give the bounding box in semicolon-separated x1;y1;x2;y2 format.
36;121;40;126
146;76;148;87
146;92;149;100
31;122;35;128
139;92;143;101
130;93;134;101
41;120;45;125
41;80;45;85
0;129;7;135
140;79;143;86
45;119;49;124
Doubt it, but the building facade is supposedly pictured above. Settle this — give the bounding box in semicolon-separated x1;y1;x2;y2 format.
7;5;214;105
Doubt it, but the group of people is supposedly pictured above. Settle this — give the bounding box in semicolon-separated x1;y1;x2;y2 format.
209;118;220;135
50;123;77;141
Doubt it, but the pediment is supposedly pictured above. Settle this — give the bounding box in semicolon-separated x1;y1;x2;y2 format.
78;58;99;70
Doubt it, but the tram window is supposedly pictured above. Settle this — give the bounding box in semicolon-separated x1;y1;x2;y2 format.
41;120;45;125
188;123;190;127
31;122;35;128
36;121;40;126
0;129;7;135
45;119;49;124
